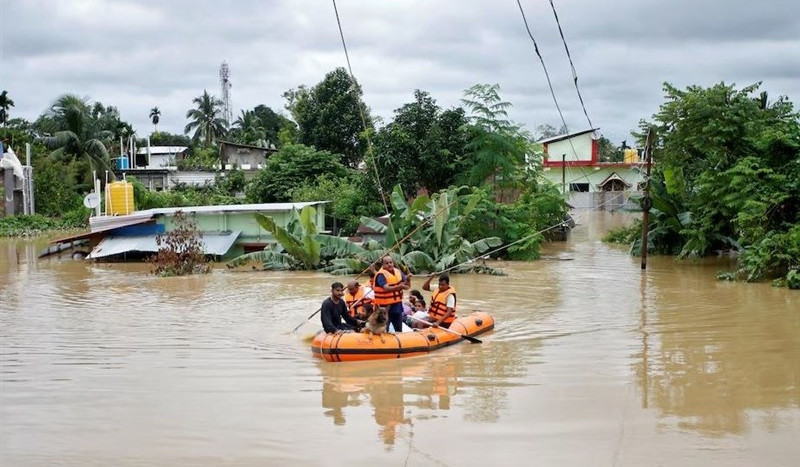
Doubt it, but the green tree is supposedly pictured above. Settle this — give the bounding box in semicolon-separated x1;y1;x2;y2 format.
149;106;161;132
245;143;348;203
0;90;14;127
597;136;623;162
251;104;297;147
184;90;227;147
460;84;536;201
148;131;191;147
230;109;265;145
35;94;112;181
284;68;372;168
290;172;384;236
627;82;800;283
534;123;568;140
373;90;470;196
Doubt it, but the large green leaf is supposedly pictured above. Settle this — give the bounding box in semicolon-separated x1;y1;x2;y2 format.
317;234;367;257
471;236;503;253
254;212;315;269
359;216;388;234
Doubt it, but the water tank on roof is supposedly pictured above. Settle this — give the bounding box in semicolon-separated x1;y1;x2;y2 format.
624;148;639;163
105;181;134;216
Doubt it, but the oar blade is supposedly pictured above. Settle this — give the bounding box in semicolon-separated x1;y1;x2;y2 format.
462;334;482;344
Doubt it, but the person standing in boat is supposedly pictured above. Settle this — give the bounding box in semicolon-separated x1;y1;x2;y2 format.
373;255;410;333
321;282;359;333
419;274;457;328
344;280;374;321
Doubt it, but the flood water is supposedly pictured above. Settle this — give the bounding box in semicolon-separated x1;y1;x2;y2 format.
1;211;798;466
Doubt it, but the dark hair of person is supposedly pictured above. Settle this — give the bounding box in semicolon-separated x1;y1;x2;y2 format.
439;274;450;284
331;282;344;290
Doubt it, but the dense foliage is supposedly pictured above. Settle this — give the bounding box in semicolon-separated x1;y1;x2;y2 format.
616;82;800;286
372;90;470;196
3;77;569;271
245;143;349;203
0;213;87;237
284;68;372;168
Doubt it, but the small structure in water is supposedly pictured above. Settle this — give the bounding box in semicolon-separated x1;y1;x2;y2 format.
46;175;328;261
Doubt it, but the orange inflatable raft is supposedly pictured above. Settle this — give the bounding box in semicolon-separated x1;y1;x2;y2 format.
311;311;494;362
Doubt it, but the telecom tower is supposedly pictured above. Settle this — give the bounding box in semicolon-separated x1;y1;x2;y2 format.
219;61;232;125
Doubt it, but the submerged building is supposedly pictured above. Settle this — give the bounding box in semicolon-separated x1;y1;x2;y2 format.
539;129;646;210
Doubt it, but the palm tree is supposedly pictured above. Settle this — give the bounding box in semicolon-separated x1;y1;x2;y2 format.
0;90;14;127
37;93;110;170
231;110;265;145
184;90;227;147
149;107;161;132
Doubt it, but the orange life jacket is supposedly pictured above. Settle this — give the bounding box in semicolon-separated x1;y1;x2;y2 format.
428;286;457;324
373;267;404;306
344;286;372;318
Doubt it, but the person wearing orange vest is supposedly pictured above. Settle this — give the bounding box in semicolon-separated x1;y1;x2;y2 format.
420;273;457;328
372;255;410;332
344;280;374;320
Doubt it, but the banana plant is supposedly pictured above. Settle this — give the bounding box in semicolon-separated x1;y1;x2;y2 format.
356;185;502;274
227;206;322;270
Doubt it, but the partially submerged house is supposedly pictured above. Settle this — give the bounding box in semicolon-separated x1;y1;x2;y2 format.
49;199;329;261
539;128;646;210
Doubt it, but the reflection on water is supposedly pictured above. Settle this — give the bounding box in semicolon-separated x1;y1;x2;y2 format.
1;213;798;466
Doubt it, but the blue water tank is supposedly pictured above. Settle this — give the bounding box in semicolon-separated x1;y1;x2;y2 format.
118;156;130;170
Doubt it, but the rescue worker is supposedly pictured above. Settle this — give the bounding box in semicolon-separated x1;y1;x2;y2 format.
420;273;457;328
372;255;410;332
344;280;374;321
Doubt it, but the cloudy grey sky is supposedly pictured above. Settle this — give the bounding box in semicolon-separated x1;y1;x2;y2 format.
2;0;799;145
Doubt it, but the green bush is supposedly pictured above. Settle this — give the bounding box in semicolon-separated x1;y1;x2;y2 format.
0;213;87;237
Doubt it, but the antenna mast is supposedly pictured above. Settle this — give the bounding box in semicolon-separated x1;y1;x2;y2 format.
219;61;232;125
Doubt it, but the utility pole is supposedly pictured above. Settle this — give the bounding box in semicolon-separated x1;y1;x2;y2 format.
562;153;566;194
640;128;654;270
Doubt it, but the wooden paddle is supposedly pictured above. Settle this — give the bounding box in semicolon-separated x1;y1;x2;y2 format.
408;315;482;344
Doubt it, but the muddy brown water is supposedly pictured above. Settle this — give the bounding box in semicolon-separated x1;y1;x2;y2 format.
1;212;798;466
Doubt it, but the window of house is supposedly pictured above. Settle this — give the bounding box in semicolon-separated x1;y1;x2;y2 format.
569;183;589;192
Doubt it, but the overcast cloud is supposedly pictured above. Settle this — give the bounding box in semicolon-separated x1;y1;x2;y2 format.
2;0;799;145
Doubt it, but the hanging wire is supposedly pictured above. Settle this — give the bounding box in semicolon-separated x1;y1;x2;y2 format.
331;0;398;242
548;0;593;129
516;0;634;213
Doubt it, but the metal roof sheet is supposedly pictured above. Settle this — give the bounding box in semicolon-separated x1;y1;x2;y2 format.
52;218;155;244
138;201;328;216
87;230;241;259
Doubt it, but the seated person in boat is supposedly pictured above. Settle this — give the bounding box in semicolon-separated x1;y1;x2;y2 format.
321;282;359;333
403;289;424;318
345;280;374;321
411;274;457;329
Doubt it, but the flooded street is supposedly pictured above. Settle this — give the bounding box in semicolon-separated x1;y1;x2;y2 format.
1;211;798;466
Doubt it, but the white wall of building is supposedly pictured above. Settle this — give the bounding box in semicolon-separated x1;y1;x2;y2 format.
546;133;594;162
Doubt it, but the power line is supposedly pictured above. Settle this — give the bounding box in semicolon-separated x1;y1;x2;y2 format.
516;0;628;213
514;0;570;134
331;0;397;240
548;0;593;129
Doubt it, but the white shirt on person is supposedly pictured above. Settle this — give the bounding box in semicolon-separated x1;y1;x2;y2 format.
429;285;456;308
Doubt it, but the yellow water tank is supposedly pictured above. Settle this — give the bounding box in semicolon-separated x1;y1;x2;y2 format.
624;148;639;163
105;181;135;215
